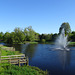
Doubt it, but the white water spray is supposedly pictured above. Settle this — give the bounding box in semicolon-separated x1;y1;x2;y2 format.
55;28;70;50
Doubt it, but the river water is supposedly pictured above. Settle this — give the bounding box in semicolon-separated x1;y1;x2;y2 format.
11;44;75;75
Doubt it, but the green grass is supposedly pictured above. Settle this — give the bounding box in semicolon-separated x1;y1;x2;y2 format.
24;41;38;44
13;41;38;44
1;49;21;56
45;42;54;44
69;42;75;46
29;42;38;44
0;65;48;75
0;45;22;56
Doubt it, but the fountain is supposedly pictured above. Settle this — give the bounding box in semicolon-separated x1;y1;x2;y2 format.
55;28;70;50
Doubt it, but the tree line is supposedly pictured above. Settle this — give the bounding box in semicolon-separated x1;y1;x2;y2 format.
0;26;58;44
0;22;75;44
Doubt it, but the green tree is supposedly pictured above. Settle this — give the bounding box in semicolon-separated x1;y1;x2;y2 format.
14;28;25;43
45;34;50;41
28;26;35;41
10;32;15;43
3;32;13;44
3;32;10;43
49;33;53;41
0;32;4;41
24;26;35;42
35;33;39;41
59;22;71;34
70;31;75;42
52;33;58;41
44;34;53;41
41;39;46;43
39;34;45;41
24;28;29;41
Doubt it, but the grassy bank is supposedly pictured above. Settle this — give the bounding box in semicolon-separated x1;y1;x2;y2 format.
0;45;48;75
24;41;38;44
12;41;38;44
1;49;21;56
69;42;75;46
0;45;21;56
0;65;48;75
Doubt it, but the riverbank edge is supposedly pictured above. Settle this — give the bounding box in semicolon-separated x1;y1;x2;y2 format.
0;45;48;75
2;41;75;46
10;41;38;44
39;42;75;46
68;42;75;46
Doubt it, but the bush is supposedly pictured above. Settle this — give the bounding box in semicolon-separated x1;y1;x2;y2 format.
41;39;46;43
0;65;48;75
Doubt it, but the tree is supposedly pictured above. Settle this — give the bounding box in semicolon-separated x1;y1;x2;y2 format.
3;32;10;42
49;33;53;41
3;32;13;44
39;34;45;41
52;33;58;41
24;26;35;42
44;34;53;41
0;32;4;41
14;27;25;43
41;39;46;43
59;22;71;34
35;33;39;41
70;31;75;42
10;32;15;43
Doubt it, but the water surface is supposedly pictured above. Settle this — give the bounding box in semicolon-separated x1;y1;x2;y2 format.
12;44;75;75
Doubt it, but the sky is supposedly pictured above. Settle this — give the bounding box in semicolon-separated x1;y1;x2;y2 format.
0;0;75;34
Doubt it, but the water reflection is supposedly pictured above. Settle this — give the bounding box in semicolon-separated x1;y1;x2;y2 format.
21;44;38;59
13;44;22;51
13;44;38;59
58;50;71;70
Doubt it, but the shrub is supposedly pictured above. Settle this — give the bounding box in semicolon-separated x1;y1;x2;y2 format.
0;65;48;75
41;39;46;43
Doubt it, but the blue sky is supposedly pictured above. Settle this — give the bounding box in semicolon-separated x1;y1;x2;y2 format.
0;0;75;34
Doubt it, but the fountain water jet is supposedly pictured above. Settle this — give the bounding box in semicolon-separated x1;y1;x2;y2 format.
55;28;70;50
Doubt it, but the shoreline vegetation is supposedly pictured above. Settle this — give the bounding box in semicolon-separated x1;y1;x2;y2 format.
0;25;75;46
3;41;75;46
0;45;48;75
68;42;75;46
18;41;75;46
